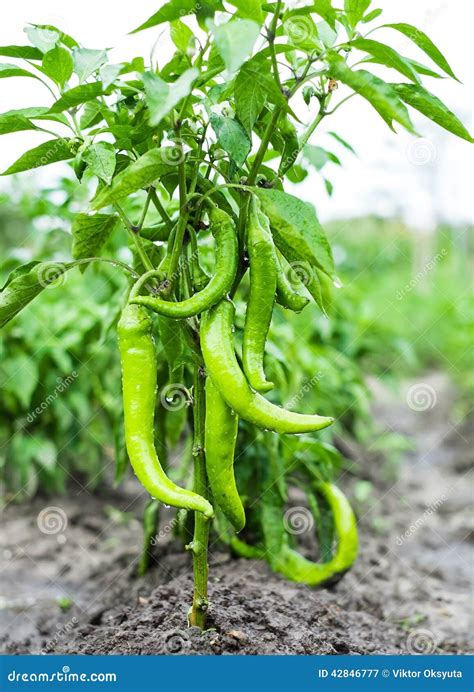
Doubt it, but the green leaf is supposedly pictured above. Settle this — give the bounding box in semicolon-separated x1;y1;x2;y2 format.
42;46;73;87
1;139;75;175
344;0;371;28
0;45;43;60
170;20;194;53
351;38;420;83
142;68;198;126
312;0;337;30
24;25;60;53
234;55;286;132
393;83;473;143
327;55;416;134
328;131;356;154
209;114;251;167
49;83;104;113
31;24;79;50
90;149;175;209
227;0;264;23
207;18;260;74
361;7;382;23
0;113;38;136
99;63;124;89
0;63;39;80
383;23;459;81
255;188;335;279
1;353;38;408
131;0;197;33
3;106;69;126
0;261;77;328
72;213;119;265
304;145;329;170
82;142;116;184
73;48;108;82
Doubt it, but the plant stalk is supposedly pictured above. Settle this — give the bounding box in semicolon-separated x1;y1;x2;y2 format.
189;363;210;629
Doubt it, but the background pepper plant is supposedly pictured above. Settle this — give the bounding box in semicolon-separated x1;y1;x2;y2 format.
0;0;471;630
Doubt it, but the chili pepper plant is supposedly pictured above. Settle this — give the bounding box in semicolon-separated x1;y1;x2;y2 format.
0;1;471;629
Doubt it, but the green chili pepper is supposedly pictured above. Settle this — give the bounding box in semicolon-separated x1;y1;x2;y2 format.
275;251;309;313
140;222;172;242
118;303;213;517
270;483;358;585
242;197;277;393
129;208;237;318
205;377;245;532
188;229;210;292
201;301;334;434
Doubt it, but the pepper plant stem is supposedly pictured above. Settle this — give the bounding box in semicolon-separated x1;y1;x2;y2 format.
189;363;211;629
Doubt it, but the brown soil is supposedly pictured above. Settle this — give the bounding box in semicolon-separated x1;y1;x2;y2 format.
1;373;472;655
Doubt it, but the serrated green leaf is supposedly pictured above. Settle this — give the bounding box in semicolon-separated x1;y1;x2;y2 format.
73;48;108;82
0;63;40;80
1;139;74;175
383;23;459;81
91;149;175;209
42;46;73;87
393;83;473;143
72;213;119;265
327;55;416;134
142;68;198;126
49;83;104;113
131;0;197;33
0;261;77;328
351;38;420;83
0;45;43;60
0;113;38;136
82;142;116;184
255;188;335;279
207;18;260;74
209;114;251;166
344;0;371;28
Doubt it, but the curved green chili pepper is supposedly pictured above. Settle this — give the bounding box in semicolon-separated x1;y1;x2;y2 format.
130;208;237;318
275;251;309;313
242;197;277;393
118;304;213;517
271;483;358;585
205;377;245;532
201;301;333;434
140;222;172;242
188;228;210;292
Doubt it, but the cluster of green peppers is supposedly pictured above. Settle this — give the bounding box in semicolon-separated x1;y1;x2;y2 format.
118;198;358;586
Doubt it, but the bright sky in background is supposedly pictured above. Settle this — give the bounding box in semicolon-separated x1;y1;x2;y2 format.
0;0;472;229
